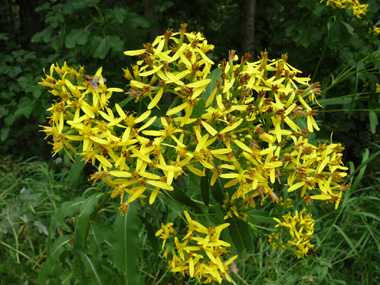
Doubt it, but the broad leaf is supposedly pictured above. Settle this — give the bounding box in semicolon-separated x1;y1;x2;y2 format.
74;193;106;249
91;36;110;59
227;217;253;256
165;188;203;213
64;153;86;188
107;35;124;52
113;202;140;284
369;110;378;134
49;197;85;233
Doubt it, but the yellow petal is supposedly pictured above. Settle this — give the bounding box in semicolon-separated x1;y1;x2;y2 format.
147;180;173;190
95;154;113;168
127;186;146;203
287;181;305;192
124;49;146;56
201;121;218;136
166;102;188;116
148;87;164;109
233;140;253;153
149;187;160;204
135;110;152;123
109;171;132;178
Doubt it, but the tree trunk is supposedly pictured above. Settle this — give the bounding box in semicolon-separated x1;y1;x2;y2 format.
242;0;256;58
143;0;160;41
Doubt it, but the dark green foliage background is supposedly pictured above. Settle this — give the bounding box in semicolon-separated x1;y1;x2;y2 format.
1;0;380;284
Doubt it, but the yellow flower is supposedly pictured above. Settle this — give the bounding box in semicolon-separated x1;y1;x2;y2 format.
155;222;175;250
157;211;236;283
273;208;315;257
321;0;368;18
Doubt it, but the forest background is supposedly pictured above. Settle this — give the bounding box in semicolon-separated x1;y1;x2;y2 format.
1;0;380;283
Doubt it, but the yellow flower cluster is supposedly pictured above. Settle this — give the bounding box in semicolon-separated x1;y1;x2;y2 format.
39;24;353;281
222;192;249;221
39;63;124;162
155;211;237;284
40;24;349;216
273;208;315;258
321;0;369;18
369;27;380;36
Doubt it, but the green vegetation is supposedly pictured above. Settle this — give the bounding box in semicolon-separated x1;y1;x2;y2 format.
1;0;379;283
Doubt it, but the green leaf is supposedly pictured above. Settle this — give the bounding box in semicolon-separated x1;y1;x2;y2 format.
72;0;99;10
42;28;55;43
32;27;55;43
88;222;112;255
77;30;90;45
62;1;74;15
92;36;110;59
50;197;84;233
0;263;23;275
74;193;106;249
191;98;206;118
83;254;104;284
34;221;49;235
346;211;380;222
38;236;72;282
165;188;203;213
72;251;88;284
210;176;225;204
113;202;140;284
126;11;150;28
65;29;83;49
17;76;30;89
45;12;64;28
112;7;127;24
248;209;274;224
64;154;86;188
37;261;51;284
369;110;378;134
200;172;210;206
65;29;90;48
327;15;336;32
35;2;50;12
48;235;72;263
107;35;124;52
33;86;43;99
4;114;15;126
9;66;22;78
227;217;253;256
139;215;159;254
0;106;9;118
351;148;375;191
1;127;10;141
341;22;354;35
334;225;365;266
118;97;135;108
204;67;221;101
61;273;74;285
15;97;34;118
317;96;352;106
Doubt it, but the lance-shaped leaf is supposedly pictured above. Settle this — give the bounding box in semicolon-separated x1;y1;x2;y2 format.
113;202;140;284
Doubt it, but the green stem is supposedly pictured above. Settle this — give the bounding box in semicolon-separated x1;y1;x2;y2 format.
312;29;331;83
0;241;30;260
6;204;20;263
